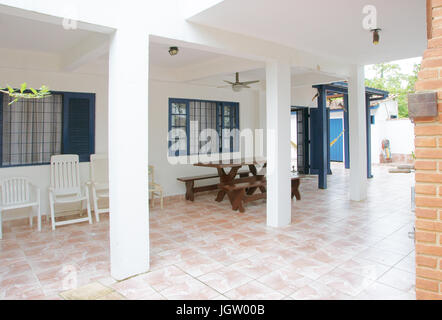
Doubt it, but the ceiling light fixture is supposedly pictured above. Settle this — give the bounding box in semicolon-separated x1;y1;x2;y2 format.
169;46;179;56
371;28;381;45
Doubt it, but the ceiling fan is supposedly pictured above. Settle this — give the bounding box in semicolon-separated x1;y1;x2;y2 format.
218;72;260;92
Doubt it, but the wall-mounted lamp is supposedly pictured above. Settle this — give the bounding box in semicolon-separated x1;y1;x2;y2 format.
169;46;179;56
371;28;381;45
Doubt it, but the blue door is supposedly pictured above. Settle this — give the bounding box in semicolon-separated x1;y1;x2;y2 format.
330;118;344;162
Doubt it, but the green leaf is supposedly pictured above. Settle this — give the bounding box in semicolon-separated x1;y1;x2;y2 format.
20;82;27;93
30;88;38;95
8;98;18;105
7;85;14;94
40;85;49;94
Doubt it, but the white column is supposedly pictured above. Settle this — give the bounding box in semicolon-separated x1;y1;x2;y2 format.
266;60;292;227
348;65;368;201
258;89;267;157
108;28;150;280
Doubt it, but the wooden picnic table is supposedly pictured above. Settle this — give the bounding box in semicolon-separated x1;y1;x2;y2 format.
194;157;267;202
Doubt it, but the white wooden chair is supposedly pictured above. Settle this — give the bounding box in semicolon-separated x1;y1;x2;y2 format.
0;177;41;239
89;154;109;222
149;165;164;209
49;155;92;230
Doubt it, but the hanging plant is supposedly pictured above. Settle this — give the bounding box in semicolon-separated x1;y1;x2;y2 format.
0;83;51;105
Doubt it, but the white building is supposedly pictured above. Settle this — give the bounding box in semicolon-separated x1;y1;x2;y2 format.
328;96;415;165
0;0;426;281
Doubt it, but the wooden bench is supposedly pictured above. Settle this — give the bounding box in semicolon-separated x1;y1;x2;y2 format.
220;176;301;213
178;170;250;201
219;178;267;213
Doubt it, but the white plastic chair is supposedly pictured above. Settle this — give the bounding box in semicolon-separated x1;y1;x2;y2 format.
89;154;109;222
49;155;92;230
0;177;41;239
149;165;164;209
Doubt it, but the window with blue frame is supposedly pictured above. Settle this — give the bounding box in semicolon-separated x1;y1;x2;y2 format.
0;91;95;167
169;98;239;156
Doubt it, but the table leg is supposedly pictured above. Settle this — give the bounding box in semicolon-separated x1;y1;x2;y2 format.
248;164;258;176
185;181;195;201
232;189;246;213
215;168;226;202
249;164;267;193
291;179;301;200
216;166;240;202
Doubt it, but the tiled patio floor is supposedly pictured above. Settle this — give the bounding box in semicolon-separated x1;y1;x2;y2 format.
0;163;416;300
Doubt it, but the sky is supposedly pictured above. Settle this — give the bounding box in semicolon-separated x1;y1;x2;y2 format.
365;56;422;79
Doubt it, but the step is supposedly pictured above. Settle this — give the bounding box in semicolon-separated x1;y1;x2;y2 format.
389;168;412;174
397;164;415;170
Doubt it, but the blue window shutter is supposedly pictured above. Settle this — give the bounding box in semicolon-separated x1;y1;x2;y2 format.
63;93;95;162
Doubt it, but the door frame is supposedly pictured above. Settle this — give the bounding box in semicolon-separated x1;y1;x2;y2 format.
291;106;310;174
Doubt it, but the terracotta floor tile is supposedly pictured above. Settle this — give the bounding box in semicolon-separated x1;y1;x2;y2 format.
309;246;356;267
317;268;374;296
394;252;416;274
288;257;335;280
376;268;415;293
338;257;391;280
230;258;281;279
111;276;157;300
356;282;416;300
160;275;219;300
2;283;45;300
257;267;314;296
0;259;32;281
290;281;353;300
141;265;188;292
356;247;406;267
175;255;225;278
225;281;284;300
372;238;414;255
0;163;416;300
198;267;253;294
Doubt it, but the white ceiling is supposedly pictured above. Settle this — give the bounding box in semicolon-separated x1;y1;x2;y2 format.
189;69;264;88
0;12;92;53
189;0;427;65
149;42;226;69
188;67;343;89
0;10;345;88
0;12;240;71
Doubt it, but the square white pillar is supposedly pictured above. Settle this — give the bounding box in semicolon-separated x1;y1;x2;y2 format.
108;28;150;280
348;65;368;201
258;90;267;157
266;60;292;227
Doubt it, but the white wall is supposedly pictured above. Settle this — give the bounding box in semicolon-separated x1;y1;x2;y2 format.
0;48;108;220
292;85;318;108
0;47;261;221
371;118;415;164
371;101;414;163
329;103;415;164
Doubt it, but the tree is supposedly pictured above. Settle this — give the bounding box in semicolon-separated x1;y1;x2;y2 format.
0;83;51;105
365;62;420;118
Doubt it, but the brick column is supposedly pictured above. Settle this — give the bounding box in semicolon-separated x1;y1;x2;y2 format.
413;0;442;300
